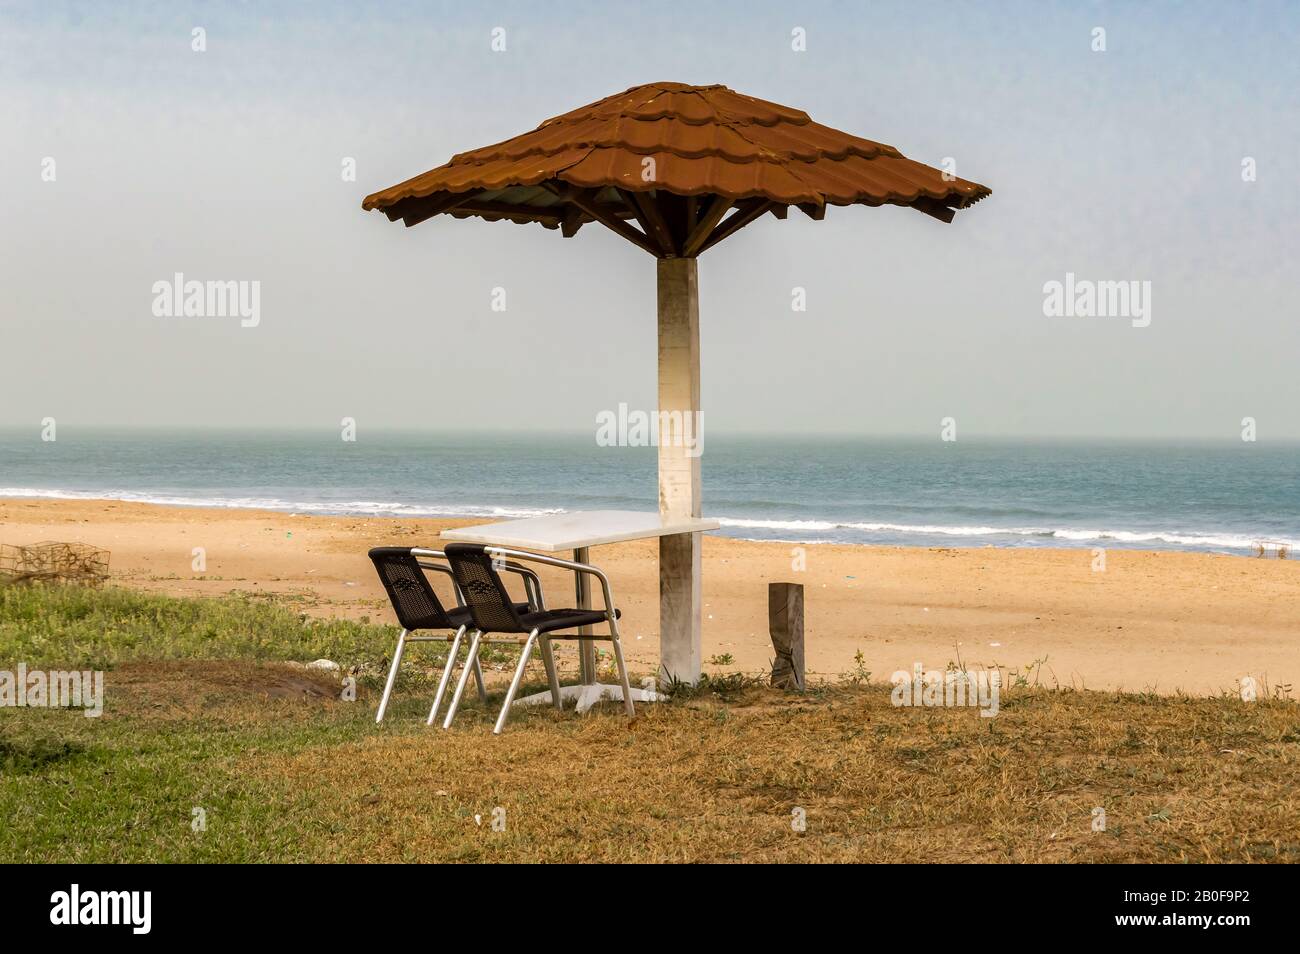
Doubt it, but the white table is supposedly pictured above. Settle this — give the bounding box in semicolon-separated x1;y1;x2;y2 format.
441;510;719;711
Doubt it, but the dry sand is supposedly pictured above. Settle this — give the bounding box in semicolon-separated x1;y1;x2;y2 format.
2;497;1297;696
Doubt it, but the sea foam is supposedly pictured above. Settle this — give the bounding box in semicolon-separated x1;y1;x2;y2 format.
5;486;1292;554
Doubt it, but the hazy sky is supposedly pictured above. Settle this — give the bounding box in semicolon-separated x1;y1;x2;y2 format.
3;1;1298;439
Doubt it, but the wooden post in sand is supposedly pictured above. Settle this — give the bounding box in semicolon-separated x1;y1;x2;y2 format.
769;582;805;690
657;257;703;686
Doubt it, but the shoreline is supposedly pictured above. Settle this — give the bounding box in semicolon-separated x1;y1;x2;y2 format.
0;490;1290;557
2;495;1298;697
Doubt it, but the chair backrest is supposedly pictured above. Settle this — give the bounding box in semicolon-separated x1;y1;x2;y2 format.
443;544;528;634
368;547;455;632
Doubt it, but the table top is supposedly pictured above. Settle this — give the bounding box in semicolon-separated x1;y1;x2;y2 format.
440;509;720;552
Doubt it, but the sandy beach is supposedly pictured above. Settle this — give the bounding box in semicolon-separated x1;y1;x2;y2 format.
3;496;1297;696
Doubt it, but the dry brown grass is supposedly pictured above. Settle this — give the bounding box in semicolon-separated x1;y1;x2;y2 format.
8;584;1296;863
245;673;1300;863
104;660;345;718
4;658;1298;863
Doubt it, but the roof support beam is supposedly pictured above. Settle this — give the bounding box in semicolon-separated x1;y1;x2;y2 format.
681;195;735;257
911;197;958;223
394;190;477;228
450;201;564;222
696;198;773;255
625;189;678;256
797;202;826;221
544;182;660;256
561;206;585;238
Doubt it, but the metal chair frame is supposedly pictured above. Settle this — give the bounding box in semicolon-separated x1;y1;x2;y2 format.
372;548;543;725
440;545;635;734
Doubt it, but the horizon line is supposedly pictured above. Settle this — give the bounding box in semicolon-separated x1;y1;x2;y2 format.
0;425;1295;445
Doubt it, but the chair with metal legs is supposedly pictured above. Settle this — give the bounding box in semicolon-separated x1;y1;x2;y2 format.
367;547;541;724
442;543;635;735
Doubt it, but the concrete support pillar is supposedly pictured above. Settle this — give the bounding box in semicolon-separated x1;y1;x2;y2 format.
656;257;702;685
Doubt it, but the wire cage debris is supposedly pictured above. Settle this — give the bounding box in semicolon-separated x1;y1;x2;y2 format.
0;541;111;586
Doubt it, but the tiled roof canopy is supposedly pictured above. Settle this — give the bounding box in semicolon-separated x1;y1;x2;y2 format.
362;82;991;257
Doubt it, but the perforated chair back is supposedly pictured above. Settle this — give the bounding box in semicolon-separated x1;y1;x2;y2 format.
368;547;456;632
443;544;528;634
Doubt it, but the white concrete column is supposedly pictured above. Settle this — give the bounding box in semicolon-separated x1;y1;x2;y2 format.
657;257;702;685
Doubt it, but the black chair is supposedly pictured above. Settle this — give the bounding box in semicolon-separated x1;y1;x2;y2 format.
442;543;634;734
367;547;540;724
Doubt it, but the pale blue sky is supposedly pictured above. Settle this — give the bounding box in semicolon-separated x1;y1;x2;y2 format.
2;1;1297;438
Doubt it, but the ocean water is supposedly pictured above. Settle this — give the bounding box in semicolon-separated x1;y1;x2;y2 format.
0;430;1296;556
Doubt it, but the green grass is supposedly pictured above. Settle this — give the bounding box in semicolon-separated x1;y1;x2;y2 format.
3;583;1300;863
0;583;401;670
1;676;373;862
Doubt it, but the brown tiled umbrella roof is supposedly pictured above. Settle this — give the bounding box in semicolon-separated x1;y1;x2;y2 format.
362;82;991;257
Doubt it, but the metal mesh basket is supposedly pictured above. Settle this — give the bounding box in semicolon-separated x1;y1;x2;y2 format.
0;541;111;585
